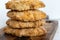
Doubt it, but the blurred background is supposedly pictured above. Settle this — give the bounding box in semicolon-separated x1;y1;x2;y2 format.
0;0;60;40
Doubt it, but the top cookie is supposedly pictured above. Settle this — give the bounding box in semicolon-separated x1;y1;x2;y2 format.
6;0;45;11
11;0;39;2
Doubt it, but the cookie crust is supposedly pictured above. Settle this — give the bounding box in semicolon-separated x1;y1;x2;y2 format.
4;27;47;37
7;10;47;21
6;0;45;11
6;19;46;28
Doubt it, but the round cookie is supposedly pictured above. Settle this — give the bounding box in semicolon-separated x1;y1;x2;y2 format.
6;19;46;28
6;0;45;11
4;27;47;37
7;10;47;21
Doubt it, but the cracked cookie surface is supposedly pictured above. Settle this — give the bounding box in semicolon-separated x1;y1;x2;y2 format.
6;19;46;28
4;27;47;37
7;10;47;21
6;0;45;11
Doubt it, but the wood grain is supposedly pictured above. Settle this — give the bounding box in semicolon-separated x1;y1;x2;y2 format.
0;20;58;40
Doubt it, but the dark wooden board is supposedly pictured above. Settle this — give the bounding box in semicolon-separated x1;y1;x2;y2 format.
0;20;58;40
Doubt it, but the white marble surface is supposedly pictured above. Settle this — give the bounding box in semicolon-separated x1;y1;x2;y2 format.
0;0;60;40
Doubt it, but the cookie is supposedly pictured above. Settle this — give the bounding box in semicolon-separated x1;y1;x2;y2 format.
6;19;46;28
7;10;47;21
6;0;45;11
11;0;39;2
4;27;47;37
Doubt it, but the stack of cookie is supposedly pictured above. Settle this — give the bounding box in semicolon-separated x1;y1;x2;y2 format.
4;0;47;37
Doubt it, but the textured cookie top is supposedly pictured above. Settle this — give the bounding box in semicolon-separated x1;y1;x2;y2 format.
4;26;47;37
7;10;47;21
11;0;39;2
6;0;45;11
6;19;46;28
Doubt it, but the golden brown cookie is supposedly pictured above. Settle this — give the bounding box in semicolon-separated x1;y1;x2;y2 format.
7;10;47;21
6;19;46;28
11;0;39;2
6;0;45;11
4;26;47;37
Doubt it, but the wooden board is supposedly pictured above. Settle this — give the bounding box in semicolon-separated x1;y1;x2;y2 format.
0;20;58;40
